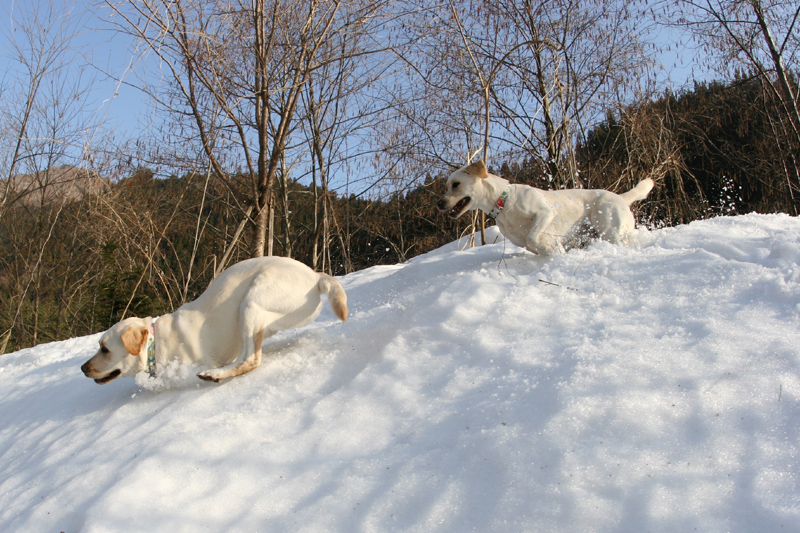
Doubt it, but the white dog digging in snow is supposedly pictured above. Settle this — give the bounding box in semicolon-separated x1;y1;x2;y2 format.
437;160;654;254
81;257;348;384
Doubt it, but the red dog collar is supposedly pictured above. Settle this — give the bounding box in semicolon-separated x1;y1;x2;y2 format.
488;189;509;219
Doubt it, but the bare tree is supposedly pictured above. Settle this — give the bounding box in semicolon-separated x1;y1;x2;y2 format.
105;0;394;260
296;3;397;272
390;0;651;175
666;0;800;209
669;0;799;135
482;0;653;186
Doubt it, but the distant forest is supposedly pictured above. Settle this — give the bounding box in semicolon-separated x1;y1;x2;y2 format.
1;76;797;352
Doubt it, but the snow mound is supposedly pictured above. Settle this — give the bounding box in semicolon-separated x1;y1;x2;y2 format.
1;213;799;532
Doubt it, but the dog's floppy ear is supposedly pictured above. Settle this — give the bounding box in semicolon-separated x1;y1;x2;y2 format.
120;326;148;356
463;160;489;178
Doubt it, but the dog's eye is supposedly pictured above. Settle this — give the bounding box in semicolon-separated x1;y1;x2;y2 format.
452;182;460;190
100;346;109;354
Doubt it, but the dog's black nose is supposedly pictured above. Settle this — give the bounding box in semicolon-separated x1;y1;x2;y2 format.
437;199;446;211
81;361;92;375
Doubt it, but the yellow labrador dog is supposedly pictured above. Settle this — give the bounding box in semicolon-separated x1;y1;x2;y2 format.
81;257;348;384
438;160;654;254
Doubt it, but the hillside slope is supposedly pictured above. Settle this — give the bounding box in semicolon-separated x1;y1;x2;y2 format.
1;214;800;532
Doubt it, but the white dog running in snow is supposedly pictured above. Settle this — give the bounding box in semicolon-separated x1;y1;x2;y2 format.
81;256;348;384
437;160;654;255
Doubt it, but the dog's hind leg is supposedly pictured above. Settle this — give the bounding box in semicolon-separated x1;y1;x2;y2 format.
591;202;635;245
197;327;267;383
197;274;283;382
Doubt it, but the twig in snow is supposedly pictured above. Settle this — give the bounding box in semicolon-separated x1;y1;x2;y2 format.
538;278;578;291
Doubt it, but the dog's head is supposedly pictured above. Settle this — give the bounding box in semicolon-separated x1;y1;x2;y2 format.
437;160;490;219
81;317;150;385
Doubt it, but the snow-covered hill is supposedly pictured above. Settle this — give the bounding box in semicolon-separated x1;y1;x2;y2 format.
2;214;800;532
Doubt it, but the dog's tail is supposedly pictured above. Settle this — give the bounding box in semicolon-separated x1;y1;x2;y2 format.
319;274;348;321
619;178;655;205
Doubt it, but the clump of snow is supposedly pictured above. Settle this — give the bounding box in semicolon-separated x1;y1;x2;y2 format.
1;213;799;532
134;359;204;391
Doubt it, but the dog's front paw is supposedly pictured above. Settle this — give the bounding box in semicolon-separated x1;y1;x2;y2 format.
197;370;222;383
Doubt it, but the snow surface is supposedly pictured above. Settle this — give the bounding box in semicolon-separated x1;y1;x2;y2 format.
2;214;800;532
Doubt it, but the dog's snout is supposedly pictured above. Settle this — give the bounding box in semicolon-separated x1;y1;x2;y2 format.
81;361;93;376
437;198;446;211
